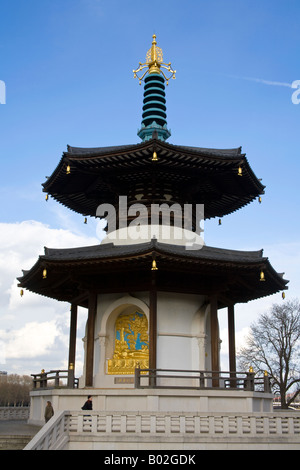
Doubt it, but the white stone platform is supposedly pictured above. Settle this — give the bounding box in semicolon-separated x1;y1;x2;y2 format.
28;388;273;426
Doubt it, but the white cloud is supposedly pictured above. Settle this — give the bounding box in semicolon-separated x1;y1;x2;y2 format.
0;321;59;359
220;326;250;355
243;77;292;88
228;74;292;88
0;339;5;365
0;220;99;375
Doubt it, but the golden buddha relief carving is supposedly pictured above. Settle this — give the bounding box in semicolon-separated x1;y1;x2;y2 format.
107;311;149;375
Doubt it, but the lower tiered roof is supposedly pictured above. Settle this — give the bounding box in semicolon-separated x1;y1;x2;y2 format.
18;239;288;309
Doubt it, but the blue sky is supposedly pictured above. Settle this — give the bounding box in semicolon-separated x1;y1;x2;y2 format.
0;0;299;374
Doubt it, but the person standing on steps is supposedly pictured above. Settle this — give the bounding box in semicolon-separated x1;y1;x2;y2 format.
81;395;93;410
44;401;54;423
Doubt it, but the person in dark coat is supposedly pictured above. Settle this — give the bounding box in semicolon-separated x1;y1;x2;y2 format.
81;395;93;410
44;401;54;423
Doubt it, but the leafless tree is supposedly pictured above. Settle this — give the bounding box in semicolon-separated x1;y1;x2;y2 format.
238;299;300;409
0;374;32;406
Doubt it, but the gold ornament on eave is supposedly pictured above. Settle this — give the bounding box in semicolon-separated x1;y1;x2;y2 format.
151;259;158;271
260;270;265;282
133;34;176;85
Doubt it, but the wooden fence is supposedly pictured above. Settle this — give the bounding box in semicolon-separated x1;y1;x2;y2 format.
134;368;271;392
31;370;79;389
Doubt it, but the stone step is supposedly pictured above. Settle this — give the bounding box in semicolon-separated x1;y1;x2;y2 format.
0;435;33;450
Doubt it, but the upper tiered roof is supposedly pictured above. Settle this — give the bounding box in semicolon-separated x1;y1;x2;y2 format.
42;138;265;221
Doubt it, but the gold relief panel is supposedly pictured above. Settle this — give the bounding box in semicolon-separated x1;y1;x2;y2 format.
107;311;149;375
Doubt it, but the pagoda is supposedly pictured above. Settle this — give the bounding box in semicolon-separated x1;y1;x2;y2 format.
18;36;288;422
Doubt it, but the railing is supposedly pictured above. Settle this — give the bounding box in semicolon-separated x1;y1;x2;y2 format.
31;370;79;390
134;368;271;393
24;410;300;450
0;407;30;421
24;410;68;450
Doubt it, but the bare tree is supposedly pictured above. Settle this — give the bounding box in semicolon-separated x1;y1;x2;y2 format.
238;299;300;409
0;374;32;406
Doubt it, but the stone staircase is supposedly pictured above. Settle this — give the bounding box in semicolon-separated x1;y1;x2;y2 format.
0;412;42;451
0;434;33;450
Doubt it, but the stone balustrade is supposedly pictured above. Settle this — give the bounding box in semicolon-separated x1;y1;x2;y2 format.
0;407;30;421
24;409;300;450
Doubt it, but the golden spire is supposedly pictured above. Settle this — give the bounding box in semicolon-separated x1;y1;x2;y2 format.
133;34;176;85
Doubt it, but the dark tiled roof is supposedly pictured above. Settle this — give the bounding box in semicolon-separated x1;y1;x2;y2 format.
41;240;264;264
66;144;137;155
65;141;243;158
42;139;264;220
17;239;288;306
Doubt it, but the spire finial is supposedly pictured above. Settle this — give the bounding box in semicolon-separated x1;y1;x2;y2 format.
133;34;176;85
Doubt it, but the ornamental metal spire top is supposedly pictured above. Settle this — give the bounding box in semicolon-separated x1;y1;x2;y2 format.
133;34;176;85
